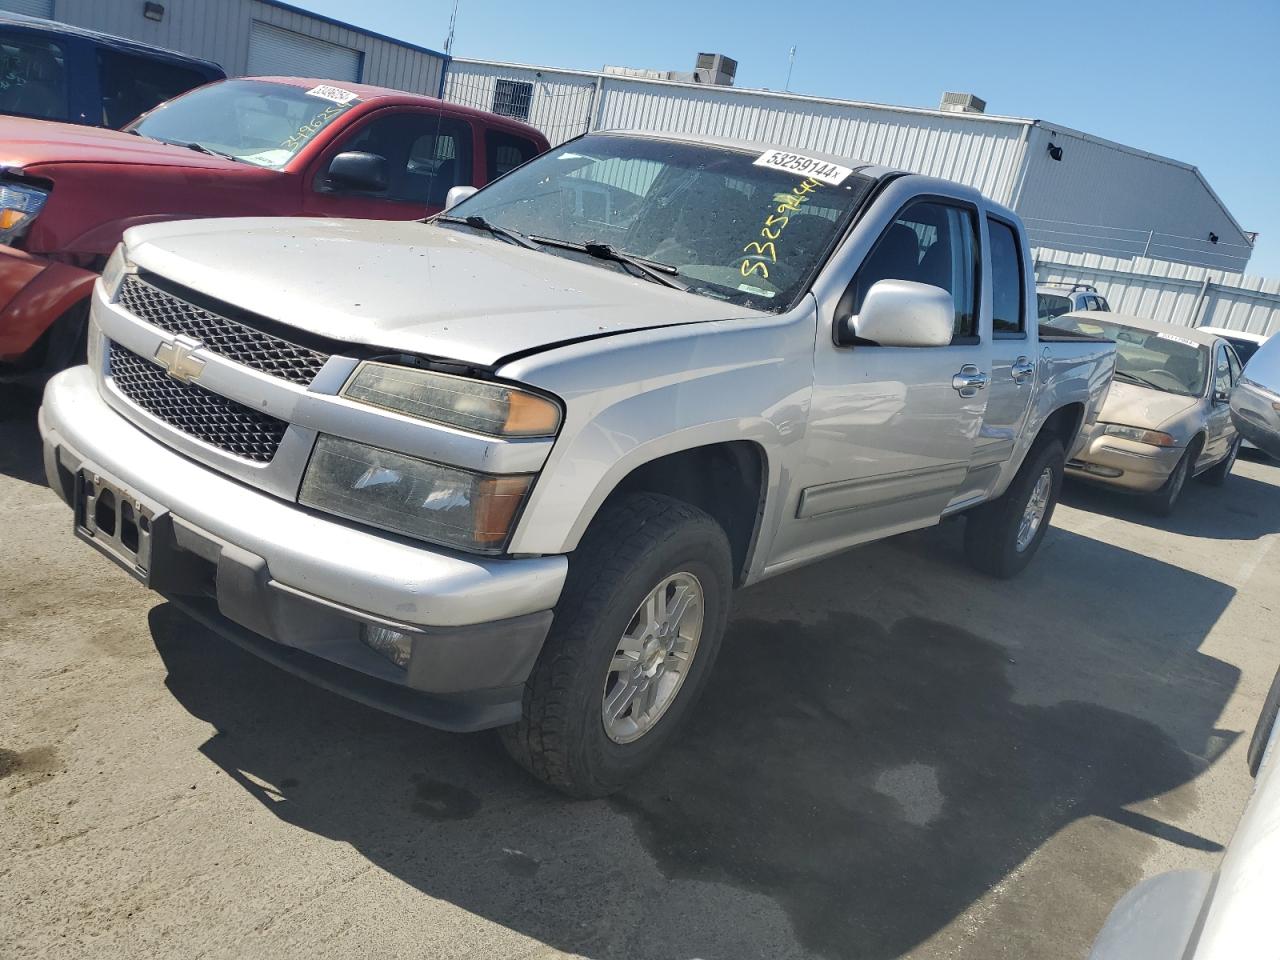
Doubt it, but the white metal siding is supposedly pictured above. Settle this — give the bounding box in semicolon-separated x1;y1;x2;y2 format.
247;20;359;82
445;61;596;146
45;0;445;94
0;0;53;16
1020;124;1252;272
1036;248;1280;335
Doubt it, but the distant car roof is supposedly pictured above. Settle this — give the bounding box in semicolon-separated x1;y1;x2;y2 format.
1037;283;1099;295
244;76;548;140
1064;310;1226;348
0;11;224;73
1197;326;1270;345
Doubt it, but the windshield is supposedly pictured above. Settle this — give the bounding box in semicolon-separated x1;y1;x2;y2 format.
446;134;875;311
129;79;361;169
1045;315;1209;397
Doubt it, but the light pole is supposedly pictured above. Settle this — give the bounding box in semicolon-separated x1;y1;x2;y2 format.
785;45;796;92
444;0;461;56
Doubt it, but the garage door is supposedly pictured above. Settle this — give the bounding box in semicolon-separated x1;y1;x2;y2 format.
0;0;55;16
246;21;361;82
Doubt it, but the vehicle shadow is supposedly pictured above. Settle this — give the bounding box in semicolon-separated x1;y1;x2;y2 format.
0;384;45;487
1061;466;1280;540
148;521;1240;960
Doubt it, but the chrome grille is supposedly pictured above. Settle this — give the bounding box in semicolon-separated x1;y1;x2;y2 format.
117;275;329;386
108;342;288;463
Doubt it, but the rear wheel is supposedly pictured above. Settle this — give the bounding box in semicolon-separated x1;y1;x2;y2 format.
500;493;732;798
1198;437;1239;487
964;437;1065;579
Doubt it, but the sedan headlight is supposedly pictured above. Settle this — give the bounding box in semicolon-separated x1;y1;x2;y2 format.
299;435;533;553
1103;424;1177;447
100;243;131;300
341;361;561;437
0;181;49;245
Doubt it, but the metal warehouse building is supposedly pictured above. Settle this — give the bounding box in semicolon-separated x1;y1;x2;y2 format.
0;0;447;95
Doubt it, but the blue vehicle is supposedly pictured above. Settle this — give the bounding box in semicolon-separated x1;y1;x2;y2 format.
0;12;224;128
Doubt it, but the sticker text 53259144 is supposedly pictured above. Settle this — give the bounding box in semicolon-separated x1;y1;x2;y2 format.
753;149;853;186
739;176;824;284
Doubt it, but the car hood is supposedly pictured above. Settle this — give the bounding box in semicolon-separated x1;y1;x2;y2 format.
0;116;236;172
1099;380;1202;431
123;217;762;367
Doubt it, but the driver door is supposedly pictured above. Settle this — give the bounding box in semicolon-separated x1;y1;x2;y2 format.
770;192;990;569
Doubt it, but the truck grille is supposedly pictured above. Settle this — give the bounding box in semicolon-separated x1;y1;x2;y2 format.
117;275;329;386
108;342;288;463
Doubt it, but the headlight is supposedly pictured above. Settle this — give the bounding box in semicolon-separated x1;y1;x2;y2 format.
341;361;561;437
1103;424;1177;447
100;244;131;300
0;181;49;245
299;435;533;553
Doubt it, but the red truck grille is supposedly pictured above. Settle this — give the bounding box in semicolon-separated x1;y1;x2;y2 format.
107;342;288;463
117;275;330;386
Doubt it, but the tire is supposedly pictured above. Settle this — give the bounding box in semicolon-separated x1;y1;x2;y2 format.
964;437;1065;579
500;493;733;798
1198;437;1239;487
1146;445;1195;516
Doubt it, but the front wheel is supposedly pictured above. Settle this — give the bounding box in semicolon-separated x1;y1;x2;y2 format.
500;493;732;798
1146;446;1194;516
964;437;1065;579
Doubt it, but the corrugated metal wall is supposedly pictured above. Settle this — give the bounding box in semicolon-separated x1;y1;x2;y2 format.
445;59;1030;203
1020;124;1253;273
47;0;445;95
1036;248;1280;335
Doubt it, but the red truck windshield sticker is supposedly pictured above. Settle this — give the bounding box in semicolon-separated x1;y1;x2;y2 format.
305;84;361;105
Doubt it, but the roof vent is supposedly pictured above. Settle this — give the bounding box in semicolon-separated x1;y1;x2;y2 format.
939;92;987;114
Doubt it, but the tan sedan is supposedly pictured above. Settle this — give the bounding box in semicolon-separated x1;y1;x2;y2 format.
1042;312;1242;515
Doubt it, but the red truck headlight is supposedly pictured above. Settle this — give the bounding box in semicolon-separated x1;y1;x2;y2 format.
0;182;49;246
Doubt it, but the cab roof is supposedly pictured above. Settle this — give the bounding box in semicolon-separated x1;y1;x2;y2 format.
0;11;224;73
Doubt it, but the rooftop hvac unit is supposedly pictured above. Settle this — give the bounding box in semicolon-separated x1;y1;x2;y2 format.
692;52;737;86
939;92;987;114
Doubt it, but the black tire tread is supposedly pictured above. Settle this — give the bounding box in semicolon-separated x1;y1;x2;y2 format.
964;435;1065;579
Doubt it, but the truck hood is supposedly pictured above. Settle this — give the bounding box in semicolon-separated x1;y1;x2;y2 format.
0;116;236;172
123;217;762;367
1099;380;1202;431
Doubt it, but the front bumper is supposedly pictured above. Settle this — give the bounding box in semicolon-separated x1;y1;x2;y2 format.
1065;425;1185;493
39;365;568;731
0;245;96;361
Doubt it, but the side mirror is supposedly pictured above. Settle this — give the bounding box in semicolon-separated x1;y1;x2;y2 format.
838;279;955;348
444;184;478;210
326;151;389;192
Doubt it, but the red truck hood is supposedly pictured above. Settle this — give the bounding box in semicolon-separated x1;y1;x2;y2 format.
0;116;236;173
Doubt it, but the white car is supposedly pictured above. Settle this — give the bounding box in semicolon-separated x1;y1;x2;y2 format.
1037;283;1111;321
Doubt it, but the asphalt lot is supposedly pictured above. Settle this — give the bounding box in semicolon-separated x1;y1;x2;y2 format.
2;381;1277;960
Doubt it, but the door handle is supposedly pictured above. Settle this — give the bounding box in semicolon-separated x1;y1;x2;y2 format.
952;364;990;398
1012;357;1036;384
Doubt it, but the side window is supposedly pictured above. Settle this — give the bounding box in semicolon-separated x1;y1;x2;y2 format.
1038;293;1071;321
0;32;68;122
988;218;1025;336
1214;345;1232;397
330;113;474;205
849;200;979;338
97;50;210;128
1094;296;1110;312
485;130;539;182
1226;346;1242;385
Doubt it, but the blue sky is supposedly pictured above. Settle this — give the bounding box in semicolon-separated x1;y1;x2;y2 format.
301;0;1280;276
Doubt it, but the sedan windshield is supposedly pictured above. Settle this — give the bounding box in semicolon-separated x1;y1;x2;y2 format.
1045;315;1209;397
446;134;875;311
129;79;361;169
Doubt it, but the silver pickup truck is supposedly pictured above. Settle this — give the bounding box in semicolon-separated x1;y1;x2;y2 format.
39;132;1115;796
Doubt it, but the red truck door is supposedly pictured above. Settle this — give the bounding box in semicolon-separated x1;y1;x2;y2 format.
303;108;477;220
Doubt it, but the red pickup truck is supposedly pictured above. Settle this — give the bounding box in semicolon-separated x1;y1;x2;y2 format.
0;76;548;380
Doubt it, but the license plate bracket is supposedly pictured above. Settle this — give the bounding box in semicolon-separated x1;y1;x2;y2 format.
74;469;166;584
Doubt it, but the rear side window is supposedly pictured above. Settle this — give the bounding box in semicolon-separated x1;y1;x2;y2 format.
849;200;980;338
1094;296;1110;312
333;112;474;205
0;32;68;122
1226;346;1243;383
1037;293;1071;321
988;218;1025;335
98;49;211;128
1214;345;1232;397
485;130;539;181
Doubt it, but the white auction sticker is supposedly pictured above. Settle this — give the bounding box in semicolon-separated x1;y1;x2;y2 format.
753;149;853;185
1157;332;1200;348
305;84;360;105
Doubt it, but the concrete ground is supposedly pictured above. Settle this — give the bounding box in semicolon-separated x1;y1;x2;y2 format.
2;382;1277;960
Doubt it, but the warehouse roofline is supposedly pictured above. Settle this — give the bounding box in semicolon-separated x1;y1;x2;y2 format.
265;0;447;60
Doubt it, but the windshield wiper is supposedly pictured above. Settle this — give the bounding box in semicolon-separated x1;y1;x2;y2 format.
435;215;540;250
531;237;688;291
1113;370;1164;390
143;135;243;162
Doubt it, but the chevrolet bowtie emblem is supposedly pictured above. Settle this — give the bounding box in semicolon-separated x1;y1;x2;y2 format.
153;335;206;384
